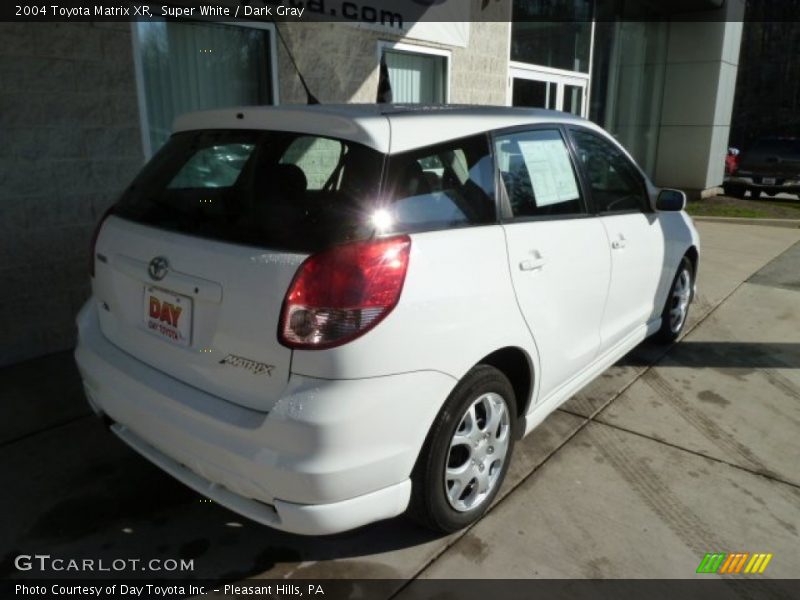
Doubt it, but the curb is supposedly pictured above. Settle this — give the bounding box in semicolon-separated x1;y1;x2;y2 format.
690;215;800;229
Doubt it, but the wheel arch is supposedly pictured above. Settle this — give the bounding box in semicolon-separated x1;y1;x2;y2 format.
685;245;699;275
476;346;535;429
684;245;699;298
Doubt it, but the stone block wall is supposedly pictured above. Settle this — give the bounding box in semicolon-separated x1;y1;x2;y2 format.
278;1;510;106
0;23;144;366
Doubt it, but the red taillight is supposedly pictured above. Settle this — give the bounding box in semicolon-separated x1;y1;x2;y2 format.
279;235;412;350
89;206;114;277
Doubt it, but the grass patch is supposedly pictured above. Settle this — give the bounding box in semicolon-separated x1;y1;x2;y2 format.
761;199;800;214
686;194;800;219
685;204;769;218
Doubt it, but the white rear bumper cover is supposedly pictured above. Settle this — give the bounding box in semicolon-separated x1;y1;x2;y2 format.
75;301;454;535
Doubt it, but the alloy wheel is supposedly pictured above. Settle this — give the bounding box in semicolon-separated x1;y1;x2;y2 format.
669;268;692;333
445;392;511;512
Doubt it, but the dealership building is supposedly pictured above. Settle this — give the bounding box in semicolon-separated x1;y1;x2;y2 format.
0;0;745;364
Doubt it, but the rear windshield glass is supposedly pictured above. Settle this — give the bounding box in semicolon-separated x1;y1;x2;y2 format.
114;130;384;253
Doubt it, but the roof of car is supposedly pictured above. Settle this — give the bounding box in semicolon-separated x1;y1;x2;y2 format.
173;104;593;154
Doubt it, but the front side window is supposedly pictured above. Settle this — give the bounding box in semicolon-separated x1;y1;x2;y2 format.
380;135;496;233
570;129;649;213
494;129;586;218
135;22;275;154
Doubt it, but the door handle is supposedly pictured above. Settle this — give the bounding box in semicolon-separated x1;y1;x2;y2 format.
611;235;627;250
519;251;546;271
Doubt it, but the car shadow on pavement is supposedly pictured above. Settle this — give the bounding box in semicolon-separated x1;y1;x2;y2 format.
7;336;794;583
618;341;800;369
2;411;445;582
0;349;452;583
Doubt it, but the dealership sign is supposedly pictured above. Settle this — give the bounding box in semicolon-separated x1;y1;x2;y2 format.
342;1;472;47
225;0;473;47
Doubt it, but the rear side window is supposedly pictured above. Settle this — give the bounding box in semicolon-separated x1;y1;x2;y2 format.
113;130;383;253
379;135;496;234
570;129;648;214
494;129;585;218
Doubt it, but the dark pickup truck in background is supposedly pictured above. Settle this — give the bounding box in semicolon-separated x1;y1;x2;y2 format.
724;137;800;199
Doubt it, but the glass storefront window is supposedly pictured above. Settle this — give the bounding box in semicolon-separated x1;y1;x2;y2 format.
383;48;448;104
512;79;558;110
590;21;669;177
135;22;275;155
563;84;584;116
511;1;593;73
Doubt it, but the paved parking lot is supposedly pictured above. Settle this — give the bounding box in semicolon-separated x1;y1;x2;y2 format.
2;221;799;585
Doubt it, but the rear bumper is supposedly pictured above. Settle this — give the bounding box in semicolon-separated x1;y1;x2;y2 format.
725;176;800;192
75;301;455;535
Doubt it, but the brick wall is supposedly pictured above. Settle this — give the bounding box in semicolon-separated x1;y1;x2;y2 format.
0;23;144;366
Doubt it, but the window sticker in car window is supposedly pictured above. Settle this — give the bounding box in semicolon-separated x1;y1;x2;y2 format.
516;138;580;207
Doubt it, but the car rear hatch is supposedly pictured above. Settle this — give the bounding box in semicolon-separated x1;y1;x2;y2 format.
738;138;800;182
91;128;384;412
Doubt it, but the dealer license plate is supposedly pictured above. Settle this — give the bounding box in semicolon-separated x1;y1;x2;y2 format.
143;286;192;347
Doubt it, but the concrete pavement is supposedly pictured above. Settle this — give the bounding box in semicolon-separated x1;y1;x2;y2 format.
1;221;799;584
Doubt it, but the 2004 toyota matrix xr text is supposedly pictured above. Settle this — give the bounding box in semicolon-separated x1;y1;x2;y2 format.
75;104;699;535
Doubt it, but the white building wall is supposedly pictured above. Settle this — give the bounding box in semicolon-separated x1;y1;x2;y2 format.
654;1;746;196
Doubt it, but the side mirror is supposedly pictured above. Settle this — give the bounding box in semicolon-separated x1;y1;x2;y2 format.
656;189;686;211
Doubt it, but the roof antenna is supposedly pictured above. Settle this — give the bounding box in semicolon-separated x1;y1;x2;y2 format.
271;20;319;105
377;50;393;104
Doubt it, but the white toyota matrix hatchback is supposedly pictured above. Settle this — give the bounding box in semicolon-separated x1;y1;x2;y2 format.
75;105;699;535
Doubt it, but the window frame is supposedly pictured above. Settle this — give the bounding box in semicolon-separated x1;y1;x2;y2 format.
376;40;452;104
490;123;594;223
131;20;280;160
564;124;653;216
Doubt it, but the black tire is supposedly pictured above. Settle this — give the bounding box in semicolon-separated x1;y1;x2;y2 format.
723;184;745;199
749;188;761;199
653;256;694;344
408;365;517;533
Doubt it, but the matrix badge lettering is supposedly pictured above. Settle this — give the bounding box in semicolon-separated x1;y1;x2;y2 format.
220;354;275;376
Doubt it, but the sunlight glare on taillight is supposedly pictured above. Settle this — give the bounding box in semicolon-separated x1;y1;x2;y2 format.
278;235;411;349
